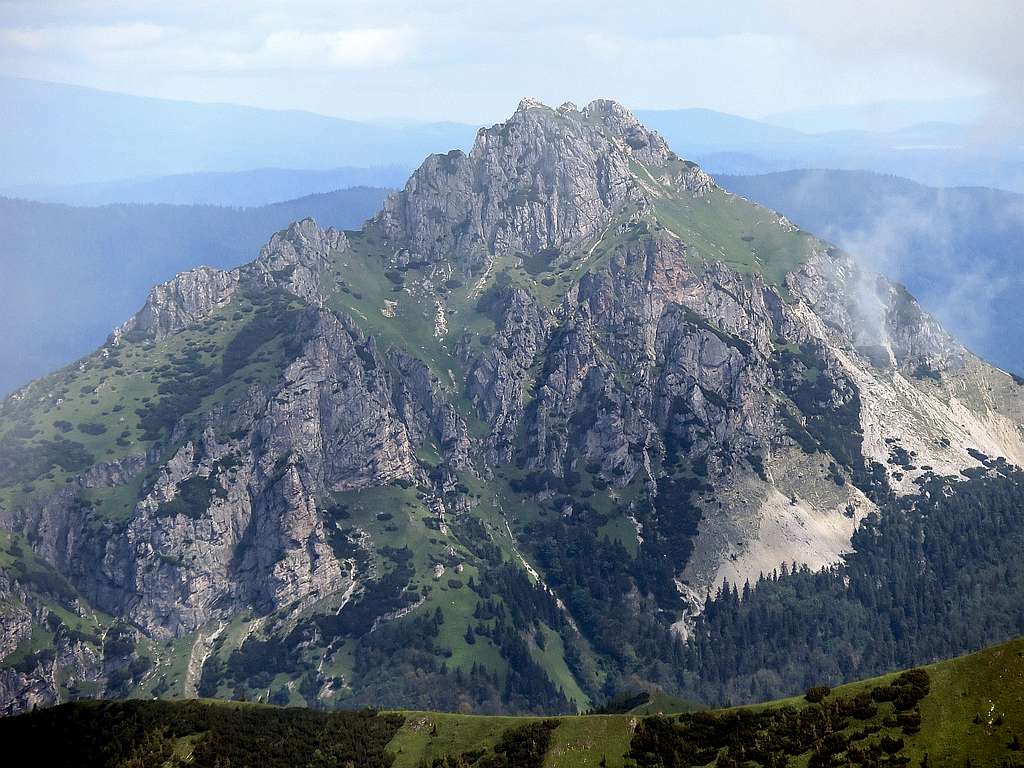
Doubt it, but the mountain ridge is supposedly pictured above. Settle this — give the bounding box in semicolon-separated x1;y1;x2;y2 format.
6;166;411;207
9;77;1024;195
0;187;392;396
0;77;477;187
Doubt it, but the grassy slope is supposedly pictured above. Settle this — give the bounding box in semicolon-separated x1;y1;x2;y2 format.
652;187;814;291
839;635;1024;764
383;636;1024;767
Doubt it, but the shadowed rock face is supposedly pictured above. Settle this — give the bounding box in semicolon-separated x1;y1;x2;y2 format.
2;98;1023;715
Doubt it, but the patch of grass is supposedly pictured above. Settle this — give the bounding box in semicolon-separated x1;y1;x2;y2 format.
652;187;814;291
528;624;590;712
388;712;533;768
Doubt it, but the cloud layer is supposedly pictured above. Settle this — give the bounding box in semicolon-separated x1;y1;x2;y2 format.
770;0;1024;121
0;0;1014;122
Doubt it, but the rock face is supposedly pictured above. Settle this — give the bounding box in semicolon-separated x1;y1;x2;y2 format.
112;266;241;343
2;98;1023;715
14;303;471;642
0;572;104;716
253;219;347;304
464;286;550;462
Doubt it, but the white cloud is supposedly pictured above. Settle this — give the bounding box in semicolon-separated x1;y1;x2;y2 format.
0;22;172;52
0;18;418;76
0;0;1009;122
263;27;417;69
768;0;1024;116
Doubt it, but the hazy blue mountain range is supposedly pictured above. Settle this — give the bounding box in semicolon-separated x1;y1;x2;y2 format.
718;169;1024;375
0;186;391;396
764;95;990;133
633;108;807;148
636;111;1024;193
0;77;475;187
5;78;1024;199
5;166;412;208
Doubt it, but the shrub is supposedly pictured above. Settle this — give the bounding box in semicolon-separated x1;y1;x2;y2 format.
805;685;831;703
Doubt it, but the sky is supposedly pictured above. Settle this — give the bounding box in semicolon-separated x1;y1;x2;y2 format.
0;0;1019;124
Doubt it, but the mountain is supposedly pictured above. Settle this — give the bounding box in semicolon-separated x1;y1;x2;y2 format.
717;170;1024;376
6;167;412;207
3;99;1024;718
0;78;476;187
5;635;1024;766
0;187;392;397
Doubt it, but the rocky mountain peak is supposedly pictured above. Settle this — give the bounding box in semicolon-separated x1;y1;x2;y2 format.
253;216;347;303
376;98;711;273
110;265;241;344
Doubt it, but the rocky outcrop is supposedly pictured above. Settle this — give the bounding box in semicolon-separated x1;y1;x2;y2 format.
111;218;347;345
787;248;965;371
652;304;772;459
111;266;240;343
388;349;473;469
13;300;476;640
464;286;550;461
377;98;710;275
255;309;419;492
492;232;782;487
0;574;104;716
252;218;348;304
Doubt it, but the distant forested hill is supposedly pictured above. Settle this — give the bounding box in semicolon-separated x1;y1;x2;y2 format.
6;166;412;207
0;78;475;188
0;186;391;395
718;170;1024;375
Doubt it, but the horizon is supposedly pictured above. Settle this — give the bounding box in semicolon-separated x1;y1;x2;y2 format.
0;73;994;136
1;0;1018;129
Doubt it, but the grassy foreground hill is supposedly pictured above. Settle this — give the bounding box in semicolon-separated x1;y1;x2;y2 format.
4;637;1024;767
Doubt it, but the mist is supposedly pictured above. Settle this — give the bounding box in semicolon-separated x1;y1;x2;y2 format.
719;170;1024;374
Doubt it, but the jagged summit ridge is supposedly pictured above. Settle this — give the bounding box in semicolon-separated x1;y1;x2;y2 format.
377;97;713;272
